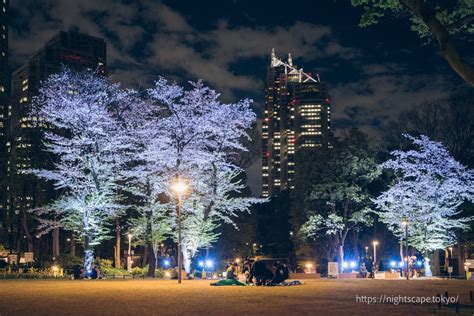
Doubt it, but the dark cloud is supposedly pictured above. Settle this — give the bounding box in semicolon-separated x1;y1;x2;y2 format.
8;0;469;195
9;1;357;97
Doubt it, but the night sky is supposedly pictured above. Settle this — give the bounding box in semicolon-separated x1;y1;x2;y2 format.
8;0;472;193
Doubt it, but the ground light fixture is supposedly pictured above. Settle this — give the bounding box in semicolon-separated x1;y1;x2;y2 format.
205;260;214;268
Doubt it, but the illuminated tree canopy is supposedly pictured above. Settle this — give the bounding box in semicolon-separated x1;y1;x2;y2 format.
374;134;474;253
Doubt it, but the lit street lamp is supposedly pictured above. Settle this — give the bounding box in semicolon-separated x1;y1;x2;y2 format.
127;233;133;272
372;241;378;272
171;177;188;284
401;219;409;280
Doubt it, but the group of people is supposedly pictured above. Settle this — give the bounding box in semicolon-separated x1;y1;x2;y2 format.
212;258;290;286
72;264;102;280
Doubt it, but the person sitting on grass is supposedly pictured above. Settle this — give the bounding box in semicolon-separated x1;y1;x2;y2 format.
359;263;368;278
251;259;274;286
270;261;289;285
210;262;246;286
242;259;252;284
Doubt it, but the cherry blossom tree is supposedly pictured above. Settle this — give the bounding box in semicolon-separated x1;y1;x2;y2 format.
374;134;474;257
145;78;262;273
28;68;134;273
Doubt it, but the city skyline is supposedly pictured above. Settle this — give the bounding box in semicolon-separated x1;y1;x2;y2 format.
7;0;471;140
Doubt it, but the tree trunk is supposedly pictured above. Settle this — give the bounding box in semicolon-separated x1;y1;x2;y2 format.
84;235;94;274
114;216;121;268
183;248;192;274
401;0;474;87
457;237;466;278
15;206;22;264
337;244;344;271
143;245;148;267
21;210;34;252
145;210;155;278
433;249;441;276
399;240;404;263
352;230;359;260
70;236;76;257
147;242;156;278
52;228;60;258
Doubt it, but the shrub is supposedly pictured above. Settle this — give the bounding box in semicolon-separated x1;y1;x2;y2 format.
130;267;146;276
101;266;130;276
57;254;83;270
99;259;113;269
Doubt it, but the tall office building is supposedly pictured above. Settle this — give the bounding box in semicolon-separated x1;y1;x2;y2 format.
0;0;9;247
262;49;331;197
4;30;106;251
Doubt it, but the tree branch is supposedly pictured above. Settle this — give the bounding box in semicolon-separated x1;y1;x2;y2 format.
401;0;474;86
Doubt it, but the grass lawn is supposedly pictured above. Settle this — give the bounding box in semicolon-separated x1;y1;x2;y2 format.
0;278;474;315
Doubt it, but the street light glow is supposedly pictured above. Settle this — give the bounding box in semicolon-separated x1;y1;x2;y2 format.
372;240;378;246
171;179;188;194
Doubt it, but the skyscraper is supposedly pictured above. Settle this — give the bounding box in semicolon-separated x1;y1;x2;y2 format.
0;0;9;248
3;30;106;252
262;49;331;197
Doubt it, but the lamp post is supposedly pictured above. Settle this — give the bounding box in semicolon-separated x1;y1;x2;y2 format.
372;241;378;263
171;177;188;284
127;233;133;272
372;240;379;279
401;220;409;280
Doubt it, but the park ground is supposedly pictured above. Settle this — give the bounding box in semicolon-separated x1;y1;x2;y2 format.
0;278;474;315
